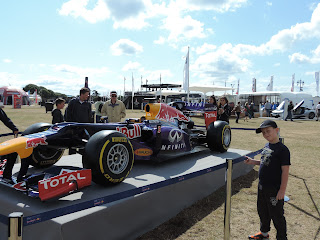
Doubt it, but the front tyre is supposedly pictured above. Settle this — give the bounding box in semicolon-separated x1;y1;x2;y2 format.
30;146;64;168
84;130;134;185
207;121;231;153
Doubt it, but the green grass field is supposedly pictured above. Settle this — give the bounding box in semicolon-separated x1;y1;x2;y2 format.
1;105;320;239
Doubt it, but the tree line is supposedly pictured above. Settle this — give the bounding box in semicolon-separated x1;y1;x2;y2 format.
23;84;68;102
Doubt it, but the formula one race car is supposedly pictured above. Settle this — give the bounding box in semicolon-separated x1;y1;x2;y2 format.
0;103;231;200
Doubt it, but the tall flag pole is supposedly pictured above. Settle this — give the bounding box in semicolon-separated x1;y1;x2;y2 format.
236;79;240;95
85;77;89;88
160;73;162;103
131;73;134;110
252;78;256;92
124;77;126;100
183;46;190;101
267;76;273;91
291;74;295;92
316;71;319;96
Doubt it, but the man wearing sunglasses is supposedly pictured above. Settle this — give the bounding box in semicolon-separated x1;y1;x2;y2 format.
101;91;126;122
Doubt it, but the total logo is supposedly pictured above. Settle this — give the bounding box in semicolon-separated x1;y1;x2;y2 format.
168;129;183;143
205;112;217;119
39;172;86;190
116;124;141;139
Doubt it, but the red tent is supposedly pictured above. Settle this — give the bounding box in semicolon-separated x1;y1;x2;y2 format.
0;86;29;105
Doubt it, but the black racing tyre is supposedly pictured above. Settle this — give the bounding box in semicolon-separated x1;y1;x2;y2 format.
308;112;315;119
22;122;64;168
29;146;64;168
84;130;134;185
207;121;231;153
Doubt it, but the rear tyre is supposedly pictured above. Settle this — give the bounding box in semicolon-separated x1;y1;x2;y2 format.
207;121;231;153
22;123;64;168
84;130;134;185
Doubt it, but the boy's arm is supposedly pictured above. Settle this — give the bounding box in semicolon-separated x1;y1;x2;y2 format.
276;165;290;200
244;156;260;165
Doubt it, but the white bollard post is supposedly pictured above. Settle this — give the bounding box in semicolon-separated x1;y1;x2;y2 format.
8;212;23;240
224;159;233;240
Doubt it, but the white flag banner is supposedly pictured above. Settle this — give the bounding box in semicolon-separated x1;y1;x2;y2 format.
266;76;273;91
236;79;240;95
316;72;319;96
183;47;189;95
132;73;134;110
291;74;295;92
252;78;256;92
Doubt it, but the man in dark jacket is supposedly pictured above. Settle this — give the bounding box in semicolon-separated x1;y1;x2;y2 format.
0;108;20;181
65;87;92;123
65;87;92;155
285;101;294;121
0;108;19;136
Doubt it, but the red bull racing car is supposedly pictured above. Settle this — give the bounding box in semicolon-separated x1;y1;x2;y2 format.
0;103;231;201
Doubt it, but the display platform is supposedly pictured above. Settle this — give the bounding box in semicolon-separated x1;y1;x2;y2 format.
0;148;253;240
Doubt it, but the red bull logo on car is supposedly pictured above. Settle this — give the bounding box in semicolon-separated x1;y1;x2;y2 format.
155;104;190;123
26;137;48;149
116;124;141;139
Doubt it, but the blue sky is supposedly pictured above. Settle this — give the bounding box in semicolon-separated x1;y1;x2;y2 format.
1;0;320;96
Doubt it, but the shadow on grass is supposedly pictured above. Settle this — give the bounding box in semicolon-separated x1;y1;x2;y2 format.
136;169;258;240
288;173;320;240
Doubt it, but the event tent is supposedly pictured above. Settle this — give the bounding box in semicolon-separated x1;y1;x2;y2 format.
0;86;29;105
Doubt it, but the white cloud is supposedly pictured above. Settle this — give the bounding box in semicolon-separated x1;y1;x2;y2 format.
195;43;217;54
52;64;109;76
122;61;142;71
289;45;320;64
154;36;166;45
193;46;251;78
175;0;248;13
163;14;206;42
58;0;110;24
110;39;143;56
106;0;156;30
266;1;272;7
2;59;12;63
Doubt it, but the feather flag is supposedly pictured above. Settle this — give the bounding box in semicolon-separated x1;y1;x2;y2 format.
252;78;256;92
291;74;295;92
236;79;240;95
183;47;190;101
266;76;273;91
